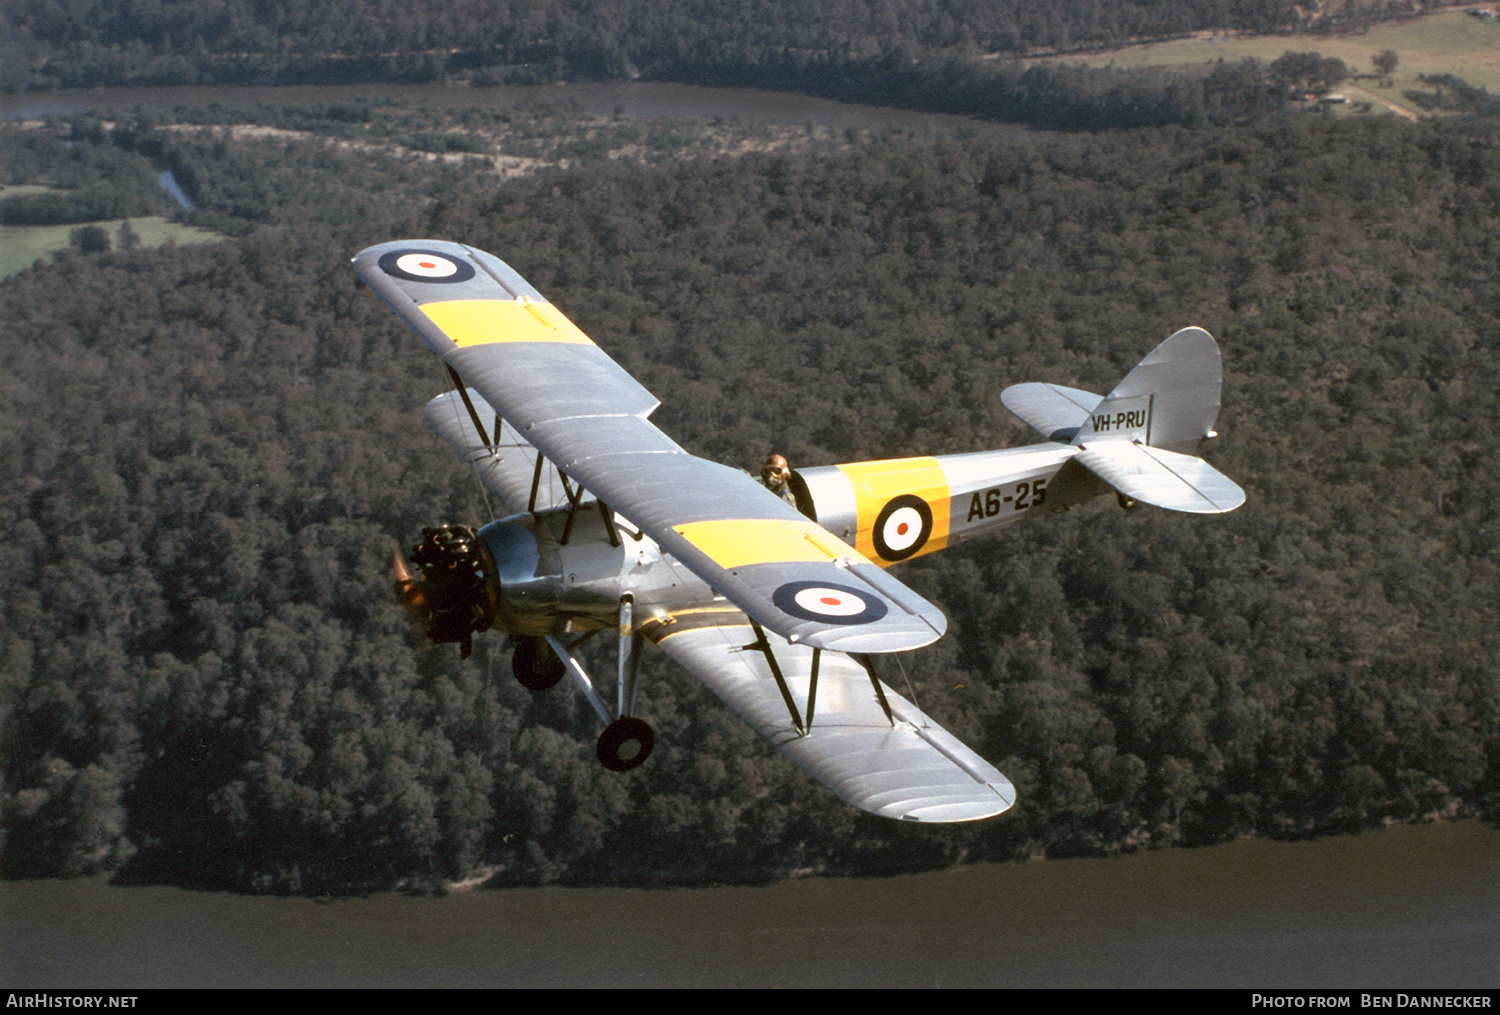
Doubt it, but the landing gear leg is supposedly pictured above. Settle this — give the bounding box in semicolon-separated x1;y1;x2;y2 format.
617;596;643;720
545;595;656;772
601;596;652;769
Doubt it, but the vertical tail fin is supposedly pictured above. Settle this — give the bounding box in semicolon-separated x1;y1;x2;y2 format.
1072;327;1222;454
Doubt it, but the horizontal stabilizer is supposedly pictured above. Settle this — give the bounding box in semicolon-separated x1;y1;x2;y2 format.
1000;383;1102;442
1074;441;1245;514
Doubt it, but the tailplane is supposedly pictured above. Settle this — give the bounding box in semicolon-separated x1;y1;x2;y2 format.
1001;327;1244;514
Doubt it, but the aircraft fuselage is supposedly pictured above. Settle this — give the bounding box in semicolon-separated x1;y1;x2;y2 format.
475;442;1111;640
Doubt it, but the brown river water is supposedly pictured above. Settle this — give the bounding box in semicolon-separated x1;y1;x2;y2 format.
0;81;1031;138
3;821;1497;988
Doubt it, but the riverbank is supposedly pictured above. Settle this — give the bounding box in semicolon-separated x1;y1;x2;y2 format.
0;81;1029;139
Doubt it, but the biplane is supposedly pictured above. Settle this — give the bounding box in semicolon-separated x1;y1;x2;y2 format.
353;240;1245;823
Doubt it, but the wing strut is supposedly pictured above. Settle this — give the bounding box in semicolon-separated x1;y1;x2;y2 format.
598;502;622;548
444;365;494;448
851;653;896;726
806;648;822;730
557;474;588;545
741;624;827;734
526;453;545;514
744;619;806;735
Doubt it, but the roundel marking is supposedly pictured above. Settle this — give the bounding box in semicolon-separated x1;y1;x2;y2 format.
378;248;476;284
872;494;933;562
772;581;888;626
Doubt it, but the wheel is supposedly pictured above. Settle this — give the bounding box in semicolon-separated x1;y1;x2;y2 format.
596;717;655;772
1116;492;1138;510
511;636;564;691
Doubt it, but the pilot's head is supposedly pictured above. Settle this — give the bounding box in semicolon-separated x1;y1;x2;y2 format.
762;454;790;489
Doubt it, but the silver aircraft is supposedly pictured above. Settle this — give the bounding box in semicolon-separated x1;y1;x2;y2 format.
355;240;1245;823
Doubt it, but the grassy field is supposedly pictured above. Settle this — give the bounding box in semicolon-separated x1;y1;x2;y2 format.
0;214;221;278
1038;7;1500;118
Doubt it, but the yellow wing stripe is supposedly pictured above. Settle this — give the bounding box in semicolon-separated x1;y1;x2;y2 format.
838;456;952;562
673;518;853;571
419;298;596;348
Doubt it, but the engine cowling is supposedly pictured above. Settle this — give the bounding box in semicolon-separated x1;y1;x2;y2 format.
395;519;560;657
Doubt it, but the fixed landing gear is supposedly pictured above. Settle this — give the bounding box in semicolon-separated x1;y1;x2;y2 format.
1117;492;1138;510
532;597;656;773
511;635;565;690
596;716;655;771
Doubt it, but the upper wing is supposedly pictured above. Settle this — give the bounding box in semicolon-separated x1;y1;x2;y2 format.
355;240;946;653
641;606;1015;822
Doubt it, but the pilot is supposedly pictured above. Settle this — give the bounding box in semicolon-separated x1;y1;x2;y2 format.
758;454;798;508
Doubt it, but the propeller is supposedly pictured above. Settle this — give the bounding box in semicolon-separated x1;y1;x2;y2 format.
393;550;427;612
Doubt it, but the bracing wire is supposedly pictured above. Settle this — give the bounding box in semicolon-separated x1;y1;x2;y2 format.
892;650;923;714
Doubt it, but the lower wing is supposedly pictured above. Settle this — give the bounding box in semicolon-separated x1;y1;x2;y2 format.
424;387;594;516
640;605;1015;823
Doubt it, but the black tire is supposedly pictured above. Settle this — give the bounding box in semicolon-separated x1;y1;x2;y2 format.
512;636;564;691
596;717;655;772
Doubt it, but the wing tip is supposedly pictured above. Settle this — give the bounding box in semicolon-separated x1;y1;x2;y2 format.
884;790;1017;823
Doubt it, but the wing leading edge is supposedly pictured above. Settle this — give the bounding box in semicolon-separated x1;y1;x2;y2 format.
355;240;946;653
641;606;1015;822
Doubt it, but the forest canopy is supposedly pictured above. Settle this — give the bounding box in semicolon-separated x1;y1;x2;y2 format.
0;0;1421;131
0;0;1354;73
1;105;1498;893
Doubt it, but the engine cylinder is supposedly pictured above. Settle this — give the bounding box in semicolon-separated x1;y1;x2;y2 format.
396;524;499;657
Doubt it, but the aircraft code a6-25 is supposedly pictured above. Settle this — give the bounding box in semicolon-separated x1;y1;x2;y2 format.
967;479;1046;521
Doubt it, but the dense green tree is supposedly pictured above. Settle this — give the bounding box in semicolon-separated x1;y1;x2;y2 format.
1373;49;1400;84
68;223;110;253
